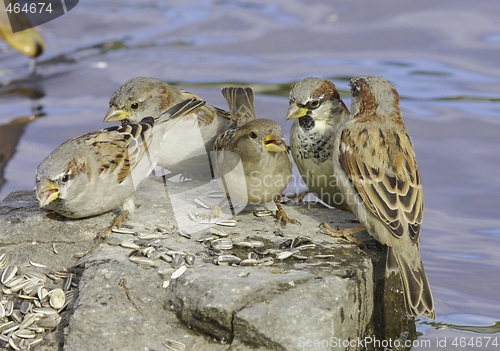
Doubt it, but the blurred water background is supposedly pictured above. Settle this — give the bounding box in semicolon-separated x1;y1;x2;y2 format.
1;0;500;348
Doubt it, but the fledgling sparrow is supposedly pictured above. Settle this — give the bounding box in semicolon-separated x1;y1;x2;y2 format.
286;77;350;209
213;87;299;227
36;99;205;222
104;77;231;179
332;75;434;319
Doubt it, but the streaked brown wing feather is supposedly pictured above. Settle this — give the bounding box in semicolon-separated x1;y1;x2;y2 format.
89;118;154;184
339;126;423;244
221;87;256;126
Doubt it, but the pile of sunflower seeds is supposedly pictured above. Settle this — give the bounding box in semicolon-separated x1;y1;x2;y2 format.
0;253;76;350
116;221;326;274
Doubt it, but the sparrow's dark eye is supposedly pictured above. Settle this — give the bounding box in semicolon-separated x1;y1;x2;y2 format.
309;100;320;109
61;173;73;183
130;102;139;110
249;131;258;139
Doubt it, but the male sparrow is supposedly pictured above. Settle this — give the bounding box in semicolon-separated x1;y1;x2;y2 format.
104;77;232;179
286;77;350;209
36;99;204;221
213;87;299;227
333;75;435;319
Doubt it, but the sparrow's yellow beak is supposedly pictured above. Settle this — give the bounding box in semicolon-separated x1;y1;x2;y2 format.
36;178;59;208
263;129;287;153
103;106;129;122
286;102;308;121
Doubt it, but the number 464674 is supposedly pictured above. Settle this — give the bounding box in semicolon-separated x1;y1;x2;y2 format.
6;2;53;14
452;337;499;348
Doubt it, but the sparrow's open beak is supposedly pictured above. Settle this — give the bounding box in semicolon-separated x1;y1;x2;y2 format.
103;106;129;122
286;102;308;121
263;129;287;153
36;178;59;208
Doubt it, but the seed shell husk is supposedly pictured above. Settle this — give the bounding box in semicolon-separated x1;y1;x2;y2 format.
49;289;66;310
211;238;233;250
1;265;18;285
163;338;186;351
194;197;211;209
216;219;237;227
171;265;187;279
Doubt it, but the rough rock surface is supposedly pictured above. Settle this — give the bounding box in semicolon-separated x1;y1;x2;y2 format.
0;175;415;351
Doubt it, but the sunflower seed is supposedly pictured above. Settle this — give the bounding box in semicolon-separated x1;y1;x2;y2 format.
171;265;187;279
120;241;140;250
11;309;22;323
0;254;8;269
249;241;264;248
171;253;184;269
257;257;274;266
194;197;211;209
0;321;15;333
15;329;36;339
30;337;44;347
36;314;61;330
211;238;233;250
111;227;136;234
32;307;58;316
276;251;294;260
0;304;4;318
179;231;192;239
128;257;156;267
136;232;162;240
1;266;18;285
184;254;196;268
233;241;254;248
49;289;65;310
19;312;37;329
293;244;317;251
253;209;273;217
162;338;186;351
248;252;258;260
9;337;20;351
28;260;47;268
158;253;173;263
292;253;308;260
216;255;241;266
209;227;229;237
240;259;258;266
20;301;32;315
216;219;237;227
4;301;13;316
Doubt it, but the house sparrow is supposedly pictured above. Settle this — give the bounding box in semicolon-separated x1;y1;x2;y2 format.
332;75;435;319
286;77;350;209
36;99;205;222
104;77;231;180
213;87;299;227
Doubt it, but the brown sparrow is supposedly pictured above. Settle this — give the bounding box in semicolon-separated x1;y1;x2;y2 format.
104;77;231;179
286;77;350;209
332;75;435;319
36;99;204;221
213;87;299;227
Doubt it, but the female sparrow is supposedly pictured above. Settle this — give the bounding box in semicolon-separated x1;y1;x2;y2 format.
213;87;299;227
286;77;350;209
333;75;435;319
104;77;231;179
36;99;204;221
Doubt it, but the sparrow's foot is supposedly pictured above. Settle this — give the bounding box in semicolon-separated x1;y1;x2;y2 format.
319;222;366;249
274;197;301;228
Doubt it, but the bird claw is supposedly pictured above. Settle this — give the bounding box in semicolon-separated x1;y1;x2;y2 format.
274;198;301;228
318;222;366;249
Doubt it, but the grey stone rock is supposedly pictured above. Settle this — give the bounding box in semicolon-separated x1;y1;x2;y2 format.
0;175;415;351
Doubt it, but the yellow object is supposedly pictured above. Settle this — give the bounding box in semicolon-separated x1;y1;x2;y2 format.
0;1;45;58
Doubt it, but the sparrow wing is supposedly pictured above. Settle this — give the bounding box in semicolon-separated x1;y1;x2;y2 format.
339;126;423;244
